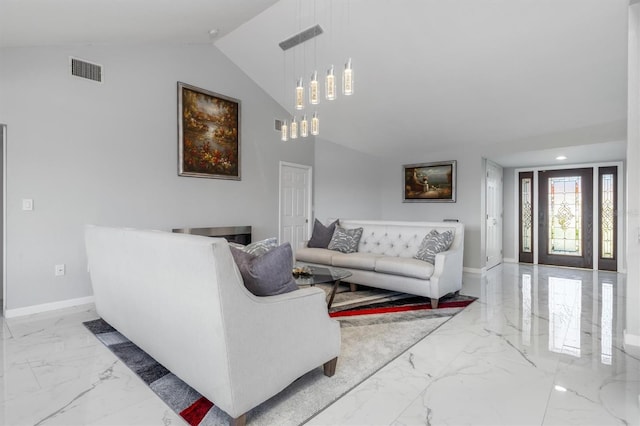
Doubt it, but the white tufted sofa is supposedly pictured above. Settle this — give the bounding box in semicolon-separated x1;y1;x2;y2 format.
295;219;465;308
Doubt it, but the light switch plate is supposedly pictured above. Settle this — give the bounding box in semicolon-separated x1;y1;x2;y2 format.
55;264;65;276
22;199;33;211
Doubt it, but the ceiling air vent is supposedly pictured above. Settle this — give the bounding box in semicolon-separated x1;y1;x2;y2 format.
70;57;103;83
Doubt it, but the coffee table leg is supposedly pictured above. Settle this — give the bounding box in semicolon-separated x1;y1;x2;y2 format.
327;279;342;309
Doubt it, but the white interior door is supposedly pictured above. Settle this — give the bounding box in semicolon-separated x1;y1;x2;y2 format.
486;160;503;270
279;162;312;254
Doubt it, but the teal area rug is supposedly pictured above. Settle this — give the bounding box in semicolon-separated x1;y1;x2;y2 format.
84;286;475;425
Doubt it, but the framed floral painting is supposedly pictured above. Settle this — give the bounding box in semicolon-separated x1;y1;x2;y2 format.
178;82;240;180
403;160;456;202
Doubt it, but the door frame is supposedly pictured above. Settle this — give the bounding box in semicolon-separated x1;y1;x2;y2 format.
513;161;624;272
485;159;503;270
278;161;313;247
2;124;6;316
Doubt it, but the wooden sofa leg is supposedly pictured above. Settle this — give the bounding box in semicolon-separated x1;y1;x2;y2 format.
430;298;439;309
323;357;338;377
230;414;246;426
350;283;358;292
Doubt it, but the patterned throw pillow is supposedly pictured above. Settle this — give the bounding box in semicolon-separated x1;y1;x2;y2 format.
327;226;364;253
229;243;298;296
307;219;339;248
414;230;454;264
230;237;278;257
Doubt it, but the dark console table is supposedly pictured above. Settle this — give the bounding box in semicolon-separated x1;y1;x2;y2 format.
172;226;252;245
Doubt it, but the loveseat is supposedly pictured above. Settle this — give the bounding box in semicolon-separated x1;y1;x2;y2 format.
84;225;341;426
295;219;465;308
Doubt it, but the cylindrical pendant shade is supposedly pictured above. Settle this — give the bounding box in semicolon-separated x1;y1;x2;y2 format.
325;65;336;101
290;117;298;139
281;120;288;141
295;78;305;110
309;71;319;105
311;112;319;135
342;58;354;96
300;114;309;137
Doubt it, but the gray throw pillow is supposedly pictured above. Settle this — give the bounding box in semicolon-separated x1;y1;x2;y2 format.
231;237;278;256
414;230;454;264
307;219;339;248
327;226;363;253
230;243;298;296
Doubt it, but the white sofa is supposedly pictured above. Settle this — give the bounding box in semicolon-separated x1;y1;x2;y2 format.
84;225;341;426
295;220;465;308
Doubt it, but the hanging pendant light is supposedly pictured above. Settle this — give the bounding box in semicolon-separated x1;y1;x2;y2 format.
342;58;354;96
295;78;305;110
300;114;309;137
281;120;288;141
309;71;319;105
290;117;298;139
311;112;319;135
325;65;336;100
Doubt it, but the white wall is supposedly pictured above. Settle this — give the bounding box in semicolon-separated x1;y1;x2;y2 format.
313;138;383;222
0;44;313;312
626;1;640;345
379;148;485;270
313;139;485;269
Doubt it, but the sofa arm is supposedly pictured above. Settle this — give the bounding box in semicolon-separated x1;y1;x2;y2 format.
430;246;464;298
224;286;341;417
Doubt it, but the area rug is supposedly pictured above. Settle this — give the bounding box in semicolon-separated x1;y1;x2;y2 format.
84;287;475;426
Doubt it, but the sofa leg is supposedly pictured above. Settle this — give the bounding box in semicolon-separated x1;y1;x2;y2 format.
323;357;338;377
430;298;439;309
230;414;246;426
350;283;358;292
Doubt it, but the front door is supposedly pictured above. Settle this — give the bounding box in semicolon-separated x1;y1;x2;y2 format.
538;168;593;269
279;162;312;254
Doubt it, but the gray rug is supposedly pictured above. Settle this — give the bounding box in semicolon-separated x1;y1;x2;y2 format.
85;285;473;425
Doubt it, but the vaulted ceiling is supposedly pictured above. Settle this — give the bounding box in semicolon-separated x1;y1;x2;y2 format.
1;0;630;166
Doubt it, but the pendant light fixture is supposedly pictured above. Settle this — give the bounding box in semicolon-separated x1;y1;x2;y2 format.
325;65;336;100
342;58;354;95
276;0;358;141
300;114;309;137
311;112;319;136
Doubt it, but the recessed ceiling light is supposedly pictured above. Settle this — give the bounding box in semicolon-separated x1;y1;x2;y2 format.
556;155;567;160
554;385;567;392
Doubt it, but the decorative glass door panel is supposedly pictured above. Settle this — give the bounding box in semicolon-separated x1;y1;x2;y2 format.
598;167;617;271
548;176;582;256
519;172;534;263
538;168;593;269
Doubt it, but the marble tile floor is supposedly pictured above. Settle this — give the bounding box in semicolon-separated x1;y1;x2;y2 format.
1;263;639;425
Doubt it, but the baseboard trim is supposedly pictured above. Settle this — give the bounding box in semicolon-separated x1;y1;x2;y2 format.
624;330;640;348
463;267;484;274
503;258;517;263
5;296;95;318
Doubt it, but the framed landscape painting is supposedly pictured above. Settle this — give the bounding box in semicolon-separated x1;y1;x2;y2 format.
403;160;456;202
178;82;240;180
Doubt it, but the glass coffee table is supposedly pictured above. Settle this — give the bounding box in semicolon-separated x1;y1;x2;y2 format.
293;265;352;309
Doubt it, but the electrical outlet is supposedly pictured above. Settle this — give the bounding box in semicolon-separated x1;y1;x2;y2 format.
55;264;65;276
22;199;33;211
